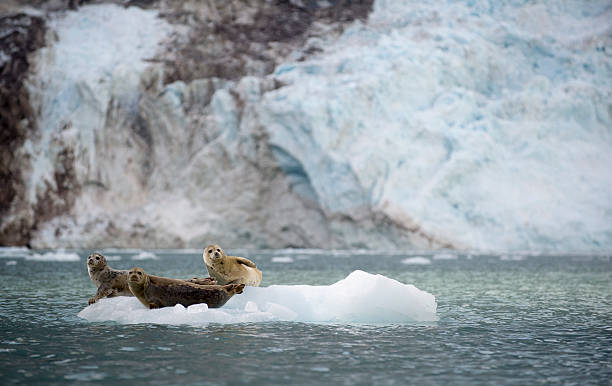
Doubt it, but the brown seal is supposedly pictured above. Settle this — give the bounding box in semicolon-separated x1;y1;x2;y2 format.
86;252;216;304
127;267;245;309
203;244;262;286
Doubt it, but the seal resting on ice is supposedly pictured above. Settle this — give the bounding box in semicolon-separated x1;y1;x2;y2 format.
127;267;245;309
203;244;262;286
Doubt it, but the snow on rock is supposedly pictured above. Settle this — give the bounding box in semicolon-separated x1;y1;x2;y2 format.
259;0;612;251
78;270;438;324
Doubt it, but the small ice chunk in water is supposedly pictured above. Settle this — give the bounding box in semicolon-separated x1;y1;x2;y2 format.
432;253;457;260
401;257;432;265
271;256;294;263
26;251;80;262
5;260;17;266
131;251;158;260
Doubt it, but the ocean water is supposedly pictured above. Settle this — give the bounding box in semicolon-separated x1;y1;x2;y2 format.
0;248;610;384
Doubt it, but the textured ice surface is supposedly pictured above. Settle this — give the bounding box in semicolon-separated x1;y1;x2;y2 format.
260;0;612;251
78;270;438;324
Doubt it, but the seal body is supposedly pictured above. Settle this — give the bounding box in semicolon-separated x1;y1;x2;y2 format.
127;267;245;309
203;244;262;287
86;253;216;305
87;253;133;304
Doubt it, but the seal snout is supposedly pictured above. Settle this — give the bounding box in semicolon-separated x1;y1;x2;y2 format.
87;253;102;266
128;268;144;282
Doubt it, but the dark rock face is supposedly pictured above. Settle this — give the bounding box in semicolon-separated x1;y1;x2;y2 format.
0;13;46;245
161;0;373;84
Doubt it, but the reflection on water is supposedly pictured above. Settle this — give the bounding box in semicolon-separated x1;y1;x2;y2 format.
0;250;610;384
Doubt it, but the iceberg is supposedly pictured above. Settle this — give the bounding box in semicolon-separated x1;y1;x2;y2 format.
78;270;438;324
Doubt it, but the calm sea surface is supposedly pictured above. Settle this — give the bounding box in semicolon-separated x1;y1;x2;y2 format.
0;249;610;385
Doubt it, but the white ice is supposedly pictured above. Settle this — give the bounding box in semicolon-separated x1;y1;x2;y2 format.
131;251;159;260
401;257;432;265
0;247;30;258
270;256;295;263
259;0;612;251
26;251;80;262
78;270;438;324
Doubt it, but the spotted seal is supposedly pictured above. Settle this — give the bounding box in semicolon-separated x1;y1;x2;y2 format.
127;267;245;309
203;244;262;286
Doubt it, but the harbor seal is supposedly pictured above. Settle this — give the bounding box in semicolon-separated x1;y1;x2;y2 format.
127;267;245;309
203;244;262;287
87;253;133;304
86;253;216;304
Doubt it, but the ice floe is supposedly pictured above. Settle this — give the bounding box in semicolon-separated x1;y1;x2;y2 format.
78;270;438;324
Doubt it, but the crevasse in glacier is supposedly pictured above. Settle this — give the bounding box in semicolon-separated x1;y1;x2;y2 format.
259;0;612;251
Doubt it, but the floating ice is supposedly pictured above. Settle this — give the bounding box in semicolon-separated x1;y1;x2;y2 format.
78;270;437;324
432;253;458;260
26;251;80;262
271;256;294;263
131;252;159;260
0;247;30;259
401;257;432;265
5;261;17;266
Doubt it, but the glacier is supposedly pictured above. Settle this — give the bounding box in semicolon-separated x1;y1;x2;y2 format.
77;270;439;324
260;0;612;251
4;1;612;251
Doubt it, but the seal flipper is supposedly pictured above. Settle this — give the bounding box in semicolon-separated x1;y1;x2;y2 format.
186;277;217;285
89;285;113;304
234;257;257;268
226;283;245;294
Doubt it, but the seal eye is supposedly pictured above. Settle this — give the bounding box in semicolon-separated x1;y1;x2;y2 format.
208;249;212;254
95;256;99;260
216;249;220;252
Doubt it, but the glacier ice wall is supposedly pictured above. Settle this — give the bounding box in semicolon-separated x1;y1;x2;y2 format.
259;0;612;251
7;1;612;251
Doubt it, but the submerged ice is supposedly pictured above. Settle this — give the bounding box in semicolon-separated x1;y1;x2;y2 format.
78;270;438;324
